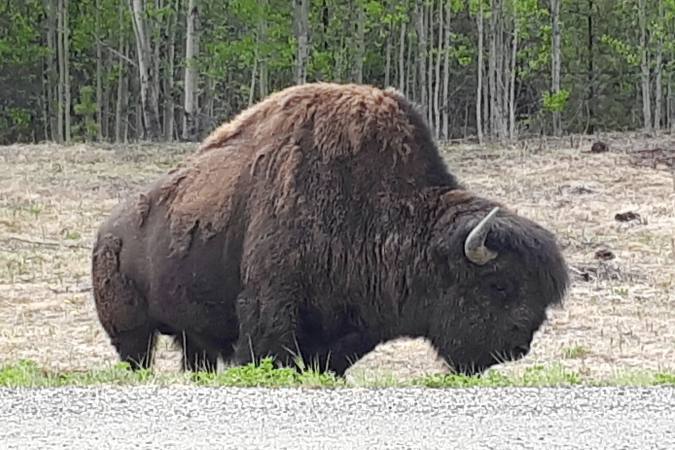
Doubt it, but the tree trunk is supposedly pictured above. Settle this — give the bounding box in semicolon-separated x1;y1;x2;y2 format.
434;0;443;139
426;2;434;129
293;0;310;84
352;2;365;83
654;0;663;131
409;22;416;101
476;4;484;143
64;0;71;142
483;61;489;137
44;0;58;142
153;0;162;137
258;0;269;98
248;57;258;107
384;25;392;88
509;0;518;140
550;0;562;136
442;0;450;140
130;0;162;140
133;68;143;140
205;75;215;127
40;55;48;141
95;0;103;141
488;0;497;139
587;0;595;133
62;0;71;143
162;0;178;141
57;0;64;143
638;0;651;133
669;70;674;132
115;1;127;143
398;20;406;94
497;1;507;139
182;0;200;140
102;50;113;141
416;1;427;113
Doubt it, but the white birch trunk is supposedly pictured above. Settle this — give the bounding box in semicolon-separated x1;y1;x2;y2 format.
509;0;518;140
293;0;310;84
63;0;71;143
182;0;200;140
638;0;651;132
476;5;484;143
398;20;406;94
442;0;451;140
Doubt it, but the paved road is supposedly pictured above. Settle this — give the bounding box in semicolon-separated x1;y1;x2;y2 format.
1;386;673;449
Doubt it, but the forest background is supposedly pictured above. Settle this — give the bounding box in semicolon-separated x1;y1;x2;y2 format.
1;0;674;145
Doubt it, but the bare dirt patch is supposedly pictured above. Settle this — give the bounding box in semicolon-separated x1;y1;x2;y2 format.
1;135;673;382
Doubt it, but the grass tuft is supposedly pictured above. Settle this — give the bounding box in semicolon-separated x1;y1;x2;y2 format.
190;358;343;388
562;345;590;359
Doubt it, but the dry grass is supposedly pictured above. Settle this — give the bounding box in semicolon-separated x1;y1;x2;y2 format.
0;134;673;383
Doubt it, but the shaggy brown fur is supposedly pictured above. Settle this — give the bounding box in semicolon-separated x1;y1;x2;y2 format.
92;82;569;375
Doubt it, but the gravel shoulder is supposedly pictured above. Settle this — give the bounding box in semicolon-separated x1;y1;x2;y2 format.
1;386;674;449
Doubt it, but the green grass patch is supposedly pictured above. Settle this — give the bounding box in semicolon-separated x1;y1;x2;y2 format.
0;358;344;389
0;360;162;388
1;359;674;389
594;369;675;387
190;358;343;388
413;364;582;388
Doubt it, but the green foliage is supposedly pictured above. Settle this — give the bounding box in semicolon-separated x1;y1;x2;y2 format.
1;0;674;143
449;33;475;67
542;89;570;113
1;108;33;142
73;86;99;142
600;34;639;67
8;108;31;127
654;373;675;385
0;0;46;64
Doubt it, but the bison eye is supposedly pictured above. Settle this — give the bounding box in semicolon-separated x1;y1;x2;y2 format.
491;283;506;293
490;283;509;301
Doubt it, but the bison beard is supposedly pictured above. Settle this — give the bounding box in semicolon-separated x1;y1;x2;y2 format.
91;82;569;376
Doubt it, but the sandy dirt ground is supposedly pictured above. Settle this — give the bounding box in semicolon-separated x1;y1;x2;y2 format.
1;133;673;381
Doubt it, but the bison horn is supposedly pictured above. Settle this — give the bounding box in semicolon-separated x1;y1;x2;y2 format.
464;207;500;265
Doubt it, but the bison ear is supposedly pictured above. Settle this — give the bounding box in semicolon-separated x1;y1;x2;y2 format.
464;207;499;265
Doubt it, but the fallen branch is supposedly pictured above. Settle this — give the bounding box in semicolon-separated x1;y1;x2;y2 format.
2;234;90;250
47;284;93;294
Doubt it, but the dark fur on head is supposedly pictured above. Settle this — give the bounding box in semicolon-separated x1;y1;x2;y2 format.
420;191;569;374
92;82;569;376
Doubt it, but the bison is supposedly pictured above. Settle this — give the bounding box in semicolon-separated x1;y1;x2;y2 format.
92;82;569;376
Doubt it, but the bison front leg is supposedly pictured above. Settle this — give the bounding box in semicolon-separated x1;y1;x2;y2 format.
306;332;379;377
174;333;219;373
232;288;302;370
92;233;156;371
111;327;157;370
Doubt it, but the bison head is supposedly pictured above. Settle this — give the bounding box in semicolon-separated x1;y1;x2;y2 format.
422;198;570;376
